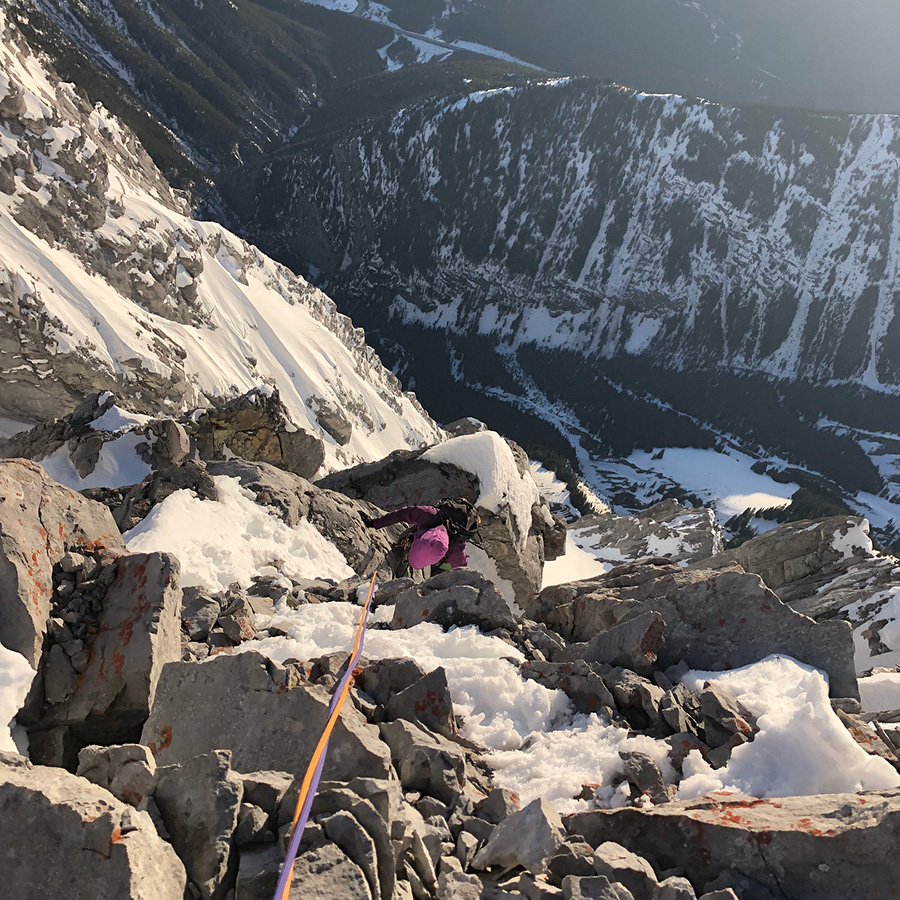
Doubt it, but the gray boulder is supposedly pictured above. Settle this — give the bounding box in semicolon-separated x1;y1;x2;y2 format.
560;612;666;676
385;666;456;738
0;757;187;899
638;570;859;699
390;569;517;633
569;500;723;566
563;876;635;900
235;844;283;900
592;841;658;897
471;797;566;875
26;551;182;764
568;789;900;900
379;719;467;805
289;842;372;899
0;458;125;666
141;651;392;781
76;743;157;808
520;660;617;717
154;750;243;900
193;388;325;479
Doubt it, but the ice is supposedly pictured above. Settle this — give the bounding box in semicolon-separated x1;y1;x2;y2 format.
124;475;354;590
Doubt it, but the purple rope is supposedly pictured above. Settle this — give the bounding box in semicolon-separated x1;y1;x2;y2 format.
271;580;376;900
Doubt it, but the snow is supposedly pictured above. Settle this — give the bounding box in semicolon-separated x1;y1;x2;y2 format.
124;476;354;590
859;672;900;713
678;656;900;799
89;404;153;433
832;519;874;559
541;532;609;589
422;431;540;548
449;40;544;71
39;431;152;490
0;641;35;754
627;447;797;521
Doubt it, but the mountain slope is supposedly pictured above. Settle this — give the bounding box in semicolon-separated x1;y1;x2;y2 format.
0;7;443;473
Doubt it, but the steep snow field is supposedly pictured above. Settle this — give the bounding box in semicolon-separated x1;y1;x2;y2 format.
0;16;443;475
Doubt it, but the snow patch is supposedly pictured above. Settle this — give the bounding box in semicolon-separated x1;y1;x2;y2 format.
0;641;35;754
124;475;353;590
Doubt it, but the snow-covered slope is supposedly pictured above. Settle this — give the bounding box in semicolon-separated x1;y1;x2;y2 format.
0;10;443;474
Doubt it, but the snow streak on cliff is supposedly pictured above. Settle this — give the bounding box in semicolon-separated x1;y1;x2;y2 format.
0;10;443;474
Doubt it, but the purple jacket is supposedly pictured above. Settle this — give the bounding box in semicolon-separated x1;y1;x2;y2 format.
370;505;468;568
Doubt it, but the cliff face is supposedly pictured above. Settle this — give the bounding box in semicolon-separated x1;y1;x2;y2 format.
250;78;900;393
0;9;443;472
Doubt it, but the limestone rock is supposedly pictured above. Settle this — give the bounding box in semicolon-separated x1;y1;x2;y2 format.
154;750;243;900
389;569;516;632
569;789;900;900
569;500;723;566
379;719;466;805
385;667;456;738
562;875;635;899
359;658;427;706
471;797;565;875
591;841;658;898
0;757;186;899
289;843;372;899
235;844;283;900
77;743;157;808
141;651;392;782
0;458;124;666
561;612;666;676
653;877;696;900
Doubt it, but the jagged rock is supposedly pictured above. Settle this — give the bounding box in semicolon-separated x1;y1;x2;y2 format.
317;434;566;602
26;552;182;765
193;389;325;479
457;830;480;868
235;844;283;900
154;750;243;900
471;798;566;875
592;841;658;898
379;720;467;804
0;757;187;899
520;661;617;717
653;876;696;900
475;787;521;824
601;668;666;730
390;569;516;632
549;842;597;881
385;667;456;738
559;612;666;676
524;560;686;642
562;875;635;900
181;589;221;642
240;770;294;820
700;683;758;750
639;570;859;700
0;458;124;666
287;843;373;898
569;500;723;566
659;685;705;738
666;733;710;774
698;892;739;900
437;869;484;899
617;752;670;805
206;459;397;576
235;803;271;846
703;516;873;598
77;743;157;808
568;789;900;900
359;658;427;706
142;651;392;781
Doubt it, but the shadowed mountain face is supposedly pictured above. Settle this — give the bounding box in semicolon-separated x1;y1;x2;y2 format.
232;77;900;497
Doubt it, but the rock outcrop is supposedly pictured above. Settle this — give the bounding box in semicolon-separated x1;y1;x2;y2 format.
568;789;900;900
0;755;187;899
0;459;124;666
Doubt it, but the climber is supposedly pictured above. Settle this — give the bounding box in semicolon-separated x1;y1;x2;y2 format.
361;498;481;577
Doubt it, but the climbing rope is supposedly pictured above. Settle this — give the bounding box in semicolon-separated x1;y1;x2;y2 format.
271;570;378;900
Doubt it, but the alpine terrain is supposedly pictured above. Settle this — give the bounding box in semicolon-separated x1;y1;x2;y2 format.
4;5;900;900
